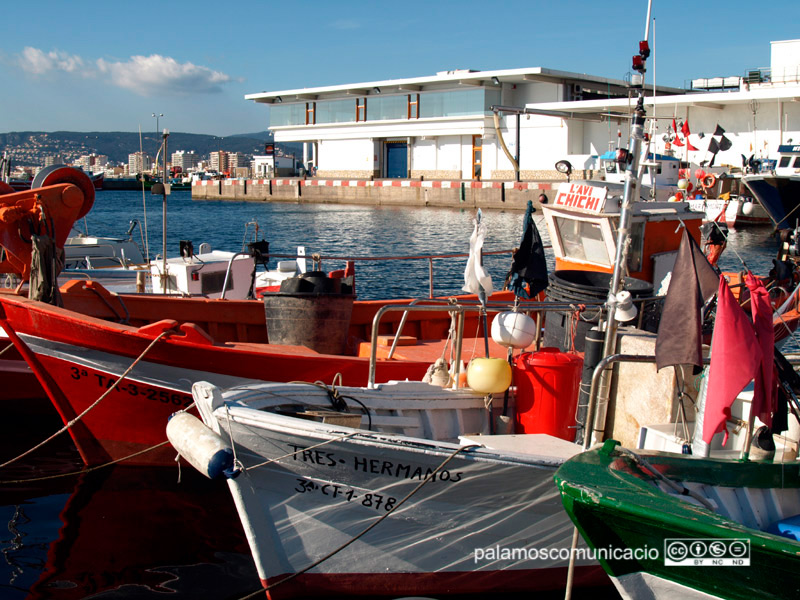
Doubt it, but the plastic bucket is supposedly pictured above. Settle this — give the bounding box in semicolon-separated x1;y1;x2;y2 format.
513;348;584;441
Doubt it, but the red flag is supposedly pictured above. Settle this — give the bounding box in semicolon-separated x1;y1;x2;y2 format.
673;136;684;147
703;277;762;444
682;120;691;137
746;272;776;427
687;141;699;151
672;118;678;135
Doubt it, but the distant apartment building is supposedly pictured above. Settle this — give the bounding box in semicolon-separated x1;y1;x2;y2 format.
44;155;65;167
210;151;229;174
171;150;198;172
128;151;153;175
74;153;109;172
228;152;247;168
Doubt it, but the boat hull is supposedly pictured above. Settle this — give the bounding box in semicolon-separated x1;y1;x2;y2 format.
211;408;606;599
0;296;436;466
556;443;800;600
742;174;800;229
687;198;771;228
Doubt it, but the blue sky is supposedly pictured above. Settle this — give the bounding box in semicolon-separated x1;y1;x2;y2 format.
1;0;797;136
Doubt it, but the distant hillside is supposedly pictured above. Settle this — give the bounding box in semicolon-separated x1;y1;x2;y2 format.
0;131;298;167
230;131;273;141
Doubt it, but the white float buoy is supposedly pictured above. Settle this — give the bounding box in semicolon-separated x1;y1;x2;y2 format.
490;311;537;349
166;412;238;479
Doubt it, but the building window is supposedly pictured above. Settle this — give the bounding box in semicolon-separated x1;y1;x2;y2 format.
306;102;316;125
317;99;355;124
356;98;367;122
408;94;419;119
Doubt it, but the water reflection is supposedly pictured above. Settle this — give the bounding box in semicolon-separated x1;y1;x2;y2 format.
0;406;258;600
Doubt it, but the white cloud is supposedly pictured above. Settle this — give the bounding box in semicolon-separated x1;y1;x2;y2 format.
96;54;232;96
15;47;233;96
18;47;87;75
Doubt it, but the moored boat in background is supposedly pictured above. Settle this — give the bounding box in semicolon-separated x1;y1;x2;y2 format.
743;144;800;230
555;440;800;600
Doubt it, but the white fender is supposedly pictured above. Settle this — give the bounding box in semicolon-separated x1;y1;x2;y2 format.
491;311;536;349
166;412;238;479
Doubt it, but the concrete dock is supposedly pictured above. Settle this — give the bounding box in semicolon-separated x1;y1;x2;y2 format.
192;178;561;211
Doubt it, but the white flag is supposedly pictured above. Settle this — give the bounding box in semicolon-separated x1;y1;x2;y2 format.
462;216;493;296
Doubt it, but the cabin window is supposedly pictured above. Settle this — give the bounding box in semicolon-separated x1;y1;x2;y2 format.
780;157;791;168
554;217;611;266
356;98;367;122
793;157;800;168
305;102;315;125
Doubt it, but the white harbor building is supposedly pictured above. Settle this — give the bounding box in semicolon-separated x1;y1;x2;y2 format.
246;39;800;181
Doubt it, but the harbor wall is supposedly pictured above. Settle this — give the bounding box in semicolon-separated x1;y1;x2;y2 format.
191;178;560;211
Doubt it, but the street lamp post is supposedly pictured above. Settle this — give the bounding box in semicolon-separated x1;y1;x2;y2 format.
152;113;164;167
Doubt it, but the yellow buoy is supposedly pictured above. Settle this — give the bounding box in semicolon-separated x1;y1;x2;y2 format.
466;357;512;394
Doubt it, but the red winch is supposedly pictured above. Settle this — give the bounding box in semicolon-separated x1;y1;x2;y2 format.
0;166;94;280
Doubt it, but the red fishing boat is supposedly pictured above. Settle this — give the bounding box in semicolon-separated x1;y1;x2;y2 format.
0;280;521;467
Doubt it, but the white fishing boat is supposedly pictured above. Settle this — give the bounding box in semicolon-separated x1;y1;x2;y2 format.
174;378;606;598
686;196;770;228
64;224;147;270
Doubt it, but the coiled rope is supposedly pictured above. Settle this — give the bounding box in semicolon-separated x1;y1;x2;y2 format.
0;329;173;472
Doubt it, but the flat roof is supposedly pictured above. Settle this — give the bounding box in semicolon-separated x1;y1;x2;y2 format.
524;85;800;120
245;67;684;104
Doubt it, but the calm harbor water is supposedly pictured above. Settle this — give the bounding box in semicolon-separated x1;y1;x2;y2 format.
0;190;786;599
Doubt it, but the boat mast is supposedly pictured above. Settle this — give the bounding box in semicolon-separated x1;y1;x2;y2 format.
590;0;653;446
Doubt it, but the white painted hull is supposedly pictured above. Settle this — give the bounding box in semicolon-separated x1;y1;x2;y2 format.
195;383;604;597
612;568;725;600
687;198;770;227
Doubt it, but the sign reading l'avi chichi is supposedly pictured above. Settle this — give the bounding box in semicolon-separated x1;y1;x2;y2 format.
553;182;608;213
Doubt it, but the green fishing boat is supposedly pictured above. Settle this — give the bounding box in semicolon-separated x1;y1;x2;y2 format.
555;439;800;599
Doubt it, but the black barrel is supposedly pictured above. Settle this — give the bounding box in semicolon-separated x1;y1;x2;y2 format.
543;270;652;352
263;272;355;355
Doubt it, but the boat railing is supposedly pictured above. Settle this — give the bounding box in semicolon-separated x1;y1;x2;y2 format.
220;251;252;300
366;300;607;389
68;255;128;270
583;352;800;451
264;248;521;299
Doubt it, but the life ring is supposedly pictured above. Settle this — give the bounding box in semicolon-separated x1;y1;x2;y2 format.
702;174;717;189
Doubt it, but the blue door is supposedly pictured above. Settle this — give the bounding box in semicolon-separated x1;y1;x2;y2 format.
386;143;407;178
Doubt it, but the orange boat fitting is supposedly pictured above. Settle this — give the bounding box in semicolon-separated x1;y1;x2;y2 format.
0;167;94;280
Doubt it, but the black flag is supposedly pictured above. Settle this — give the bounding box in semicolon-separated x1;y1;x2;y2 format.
714;124;726;136
718;135;733;151
655;229;719;371
708;138;720;154
505;200;548;299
